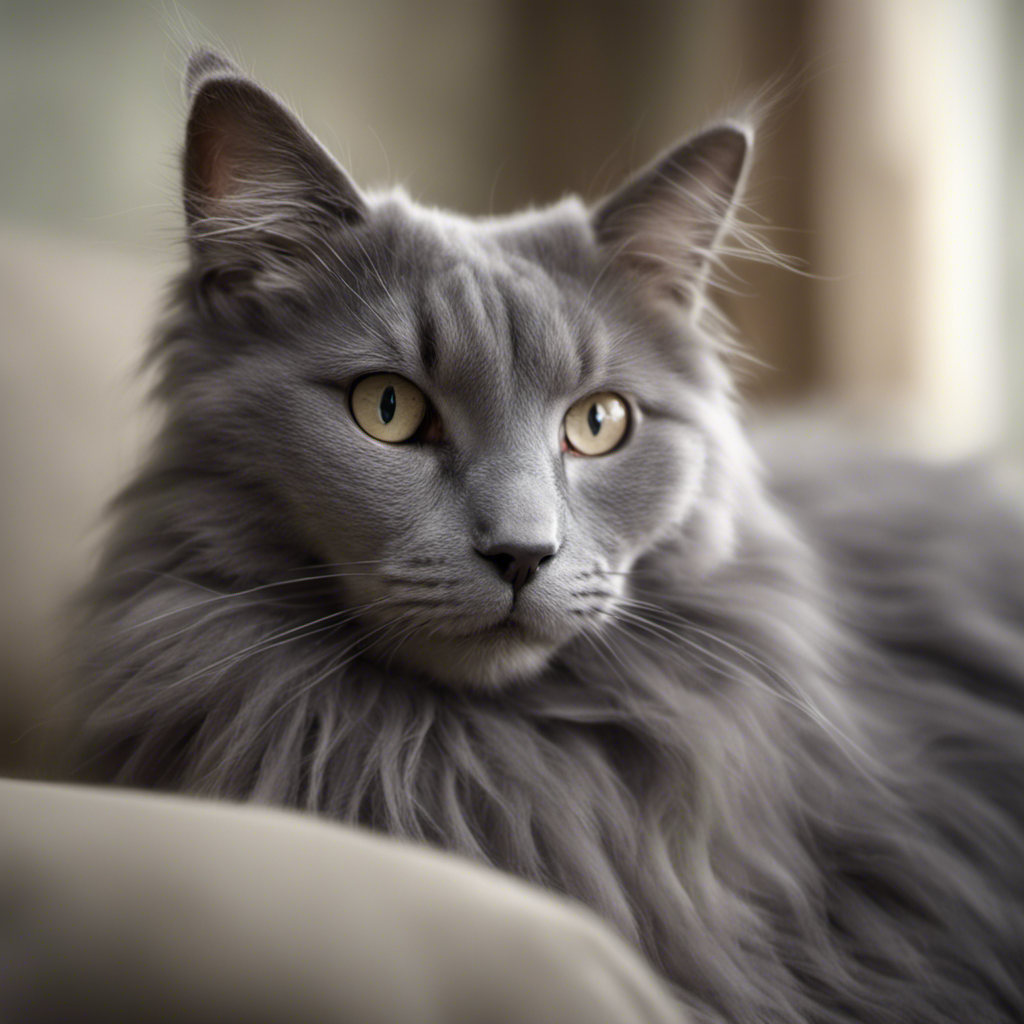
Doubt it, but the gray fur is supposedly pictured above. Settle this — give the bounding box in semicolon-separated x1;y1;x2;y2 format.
67;51;1024;1022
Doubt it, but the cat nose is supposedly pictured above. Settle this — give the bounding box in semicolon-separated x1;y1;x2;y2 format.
476;542;558;594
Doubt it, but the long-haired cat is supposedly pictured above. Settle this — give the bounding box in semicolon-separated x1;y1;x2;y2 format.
68;50;1024;1023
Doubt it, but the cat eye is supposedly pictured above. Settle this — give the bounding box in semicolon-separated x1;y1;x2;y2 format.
350;373;428;443
564;392;630;456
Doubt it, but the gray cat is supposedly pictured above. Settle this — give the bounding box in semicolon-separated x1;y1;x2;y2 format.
68;50;1024;1023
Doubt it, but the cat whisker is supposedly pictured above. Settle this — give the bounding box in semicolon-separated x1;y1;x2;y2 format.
160;597;396;693
609;601;877;768
234;609;425;764
578;621;638;690
276;559;389;571
104;556;388;593
606;610;876;776
108;569;389;638
381;617;431;673
614;601;820;704
380;577;456;590
183;608;429;793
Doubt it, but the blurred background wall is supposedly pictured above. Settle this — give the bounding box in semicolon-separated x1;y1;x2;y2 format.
1;0;1021;773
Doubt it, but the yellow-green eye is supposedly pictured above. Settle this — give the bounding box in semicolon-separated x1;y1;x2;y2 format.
564;392;630;456
351;373;427;443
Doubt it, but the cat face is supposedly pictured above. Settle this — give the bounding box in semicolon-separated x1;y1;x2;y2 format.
172;51;752;687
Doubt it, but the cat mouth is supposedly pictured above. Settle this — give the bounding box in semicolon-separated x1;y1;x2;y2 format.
370;607;562;687
457;615;530;641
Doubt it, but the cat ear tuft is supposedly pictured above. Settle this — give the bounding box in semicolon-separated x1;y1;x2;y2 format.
592;123;753;307
183;48;242;102
181;49;366;237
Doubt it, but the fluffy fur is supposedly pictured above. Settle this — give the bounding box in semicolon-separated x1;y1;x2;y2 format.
68;51;1024;1023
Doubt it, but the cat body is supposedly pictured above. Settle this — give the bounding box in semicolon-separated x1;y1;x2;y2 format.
69;52;1024;1023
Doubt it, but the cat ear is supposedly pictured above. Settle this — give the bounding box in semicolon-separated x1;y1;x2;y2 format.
592;124;752;307
182;49;367;250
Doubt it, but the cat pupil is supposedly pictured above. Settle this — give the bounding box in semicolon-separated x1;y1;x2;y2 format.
588;403;604;436
379;386;396;424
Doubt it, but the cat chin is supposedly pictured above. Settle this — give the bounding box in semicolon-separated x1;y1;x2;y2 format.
381;630;558;689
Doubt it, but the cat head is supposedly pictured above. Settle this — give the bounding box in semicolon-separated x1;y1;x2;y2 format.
163;50;756;688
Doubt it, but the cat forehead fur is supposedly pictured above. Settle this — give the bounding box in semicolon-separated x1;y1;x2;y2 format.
286;189;704;438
